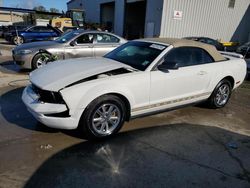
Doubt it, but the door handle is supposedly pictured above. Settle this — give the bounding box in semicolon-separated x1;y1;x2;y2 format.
197;71;207;75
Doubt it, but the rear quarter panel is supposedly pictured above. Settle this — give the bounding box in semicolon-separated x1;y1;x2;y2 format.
209;58;246;91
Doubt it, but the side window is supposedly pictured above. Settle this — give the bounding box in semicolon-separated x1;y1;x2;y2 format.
96;33;120;43
199;38;207;44
76;34;94;44
206;39;216;45
29;27;41;32
191;48;214;64
163;47;192;67
39;27;54;32
163;47;214;67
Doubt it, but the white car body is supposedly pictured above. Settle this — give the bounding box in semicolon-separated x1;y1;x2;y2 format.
22;39;247;132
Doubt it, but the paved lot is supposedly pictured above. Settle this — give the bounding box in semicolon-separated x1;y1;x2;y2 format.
0;44;250;188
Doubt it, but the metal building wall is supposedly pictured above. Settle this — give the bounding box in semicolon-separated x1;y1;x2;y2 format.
67;0;125;36
67;0;83;10
144;0;164;37
160;0;250;44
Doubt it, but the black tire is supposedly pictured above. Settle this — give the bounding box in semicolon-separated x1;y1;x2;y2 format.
206;79;232;108
32;53;50;70
12;36;24;45
79;95;126;139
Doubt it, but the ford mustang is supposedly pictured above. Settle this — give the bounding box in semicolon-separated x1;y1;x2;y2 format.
22;38;247;139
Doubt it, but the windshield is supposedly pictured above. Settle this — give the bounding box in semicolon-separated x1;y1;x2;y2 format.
72;11;84;22
55;30;83;43
104;41;166;71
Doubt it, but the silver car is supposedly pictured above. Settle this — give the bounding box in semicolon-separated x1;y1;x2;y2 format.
12;30;127;69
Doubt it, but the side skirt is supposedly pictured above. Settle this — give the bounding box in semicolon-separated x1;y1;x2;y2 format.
130;99;207;120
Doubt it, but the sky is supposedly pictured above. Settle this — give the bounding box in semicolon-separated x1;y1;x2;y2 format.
2;0;69;12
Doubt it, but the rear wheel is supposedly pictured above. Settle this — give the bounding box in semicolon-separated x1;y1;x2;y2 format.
79;95;126;139
207;79;232;108
12;36;24;45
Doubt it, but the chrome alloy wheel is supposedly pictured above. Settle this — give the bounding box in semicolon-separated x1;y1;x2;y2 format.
36;56;48;68
13;36;23;45
215;84;230;106
92;104;121;135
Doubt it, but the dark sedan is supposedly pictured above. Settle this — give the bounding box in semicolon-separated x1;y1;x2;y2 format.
5;25;62;45
184;37;224;51
236;42;250;58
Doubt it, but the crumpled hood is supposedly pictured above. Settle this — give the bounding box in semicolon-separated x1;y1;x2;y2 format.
30;57;132;91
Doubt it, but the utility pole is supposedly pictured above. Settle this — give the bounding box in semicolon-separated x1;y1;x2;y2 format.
0;0;3;7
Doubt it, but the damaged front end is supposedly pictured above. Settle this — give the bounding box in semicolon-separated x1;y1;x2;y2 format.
38;49;59;64
66;68;133;88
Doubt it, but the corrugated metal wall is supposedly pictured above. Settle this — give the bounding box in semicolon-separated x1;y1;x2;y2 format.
144;0;163;37
160;0;250;43
67;0;83;10
68;0;125;36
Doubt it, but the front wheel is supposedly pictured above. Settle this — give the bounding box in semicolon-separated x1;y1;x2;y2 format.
206;79;232;108
79;95;126;139
32;53;51;70
12;36;24;45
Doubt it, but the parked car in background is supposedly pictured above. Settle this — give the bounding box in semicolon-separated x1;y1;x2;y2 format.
5;25;62;45
184;37;225;51
0;26;6;38
236;42;250;58
12;30;127;69
1;25;29;38
22;38;246;139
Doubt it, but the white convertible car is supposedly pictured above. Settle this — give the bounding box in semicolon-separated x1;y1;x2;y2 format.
22;38;247;139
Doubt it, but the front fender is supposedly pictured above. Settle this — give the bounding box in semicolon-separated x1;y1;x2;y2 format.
61;82;136;116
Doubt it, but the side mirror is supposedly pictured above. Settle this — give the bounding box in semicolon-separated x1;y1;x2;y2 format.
158;61;179;72
70;40;77;46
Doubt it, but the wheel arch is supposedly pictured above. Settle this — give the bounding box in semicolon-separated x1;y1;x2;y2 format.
81;92;132;122
31;52;42;69
221;76;235;88
31;51;50;69
108;92;131;121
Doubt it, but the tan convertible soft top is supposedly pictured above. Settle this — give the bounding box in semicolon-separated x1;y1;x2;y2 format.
140;38;226;62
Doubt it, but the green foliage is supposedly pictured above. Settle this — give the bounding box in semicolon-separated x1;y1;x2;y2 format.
41;53;58;63
34;6;46;12
33;6;60;19
50;8;60;13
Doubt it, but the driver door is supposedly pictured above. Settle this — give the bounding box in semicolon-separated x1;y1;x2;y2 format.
64;33;94;59
150;47;214;110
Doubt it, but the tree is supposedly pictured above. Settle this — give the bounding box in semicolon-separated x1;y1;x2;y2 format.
34;6;47;12
33;6;50;19
50;8;59;13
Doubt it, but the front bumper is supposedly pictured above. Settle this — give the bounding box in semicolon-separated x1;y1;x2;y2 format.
22;85;82;130
12;52;33;69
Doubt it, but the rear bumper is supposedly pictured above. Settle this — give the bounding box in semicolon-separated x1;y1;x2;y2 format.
22;85;82;130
